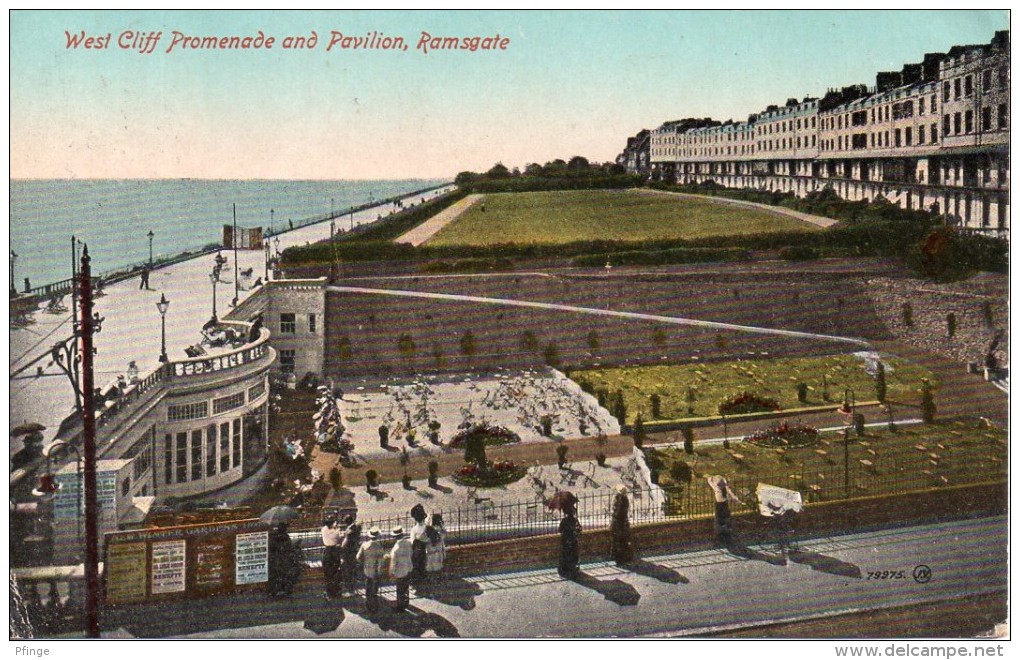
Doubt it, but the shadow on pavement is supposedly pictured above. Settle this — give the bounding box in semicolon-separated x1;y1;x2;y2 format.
724;541;788;566
418;575;484;610
569;571;640;606
626;558;690;585
303;599;345;635
347;595;460;638
788;549;863;579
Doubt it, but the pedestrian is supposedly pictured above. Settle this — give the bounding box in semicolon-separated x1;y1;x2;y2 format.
409;504;429;591
320;515;343;599
139;266;150;290
356;526;386;613
268;523;301;598
610;485;633;565
385;526;414;612
558;497;582;579
339;515;362;596
708;475;743;546
425;513;447;589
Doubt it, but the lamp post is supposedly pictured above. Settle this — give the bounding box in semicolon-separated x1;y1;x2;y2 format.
264;239;271;281
157;293;170;362
10;250;17;296
209;271;218;325
147;230;154;269
32;440;83;552
840;387;856;498
274;236;281;259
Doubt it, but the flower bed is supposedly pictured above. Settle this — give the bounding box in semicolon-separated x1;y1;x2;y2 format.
746;422;820;448
452;460;527;488
448;423;521;448
718;391;781;416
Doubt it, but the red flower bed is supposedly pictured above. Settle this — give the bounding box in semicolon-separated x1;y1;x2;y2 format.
453;460;526;487
746;422;819;448
448;423;521;448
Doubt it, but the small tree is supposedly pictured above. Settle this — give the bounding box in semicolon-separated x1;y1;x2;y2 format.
669;461;693;496
378;424;389;448
652;327;667;347
432;347;446;369
715;333;729;351
902;302;914;327
650;393;662;419
556;444;569;468
682;427;695;454
685;386;697;415
982;301;994;327
633;414;646;448
397;333;416;363
427;460;439;488
540;415;554;437
920;379;936;424
796;382;808;403
946;312;957;338
329;466;343;491
464;433;487;469
365;469;379;491
597;388;609;408
611;389;627;426
460;330;477;359
338;335;353;361
521;330;539;352
853;412;866;437
875;361;887;403
543;342;561;368
587;330;600;353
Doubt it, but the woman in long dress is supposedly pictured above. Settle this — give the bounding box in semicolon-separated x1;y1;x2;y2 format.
610;485;633;565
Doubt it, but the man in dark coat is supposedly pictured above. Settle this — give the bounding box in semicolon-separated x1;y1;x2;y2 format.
610;485;633;565
558;499;582;578
268;523;301;598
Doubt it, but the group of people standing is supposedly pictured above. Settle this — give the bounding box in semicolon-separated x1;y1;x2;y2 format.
322;504;447;614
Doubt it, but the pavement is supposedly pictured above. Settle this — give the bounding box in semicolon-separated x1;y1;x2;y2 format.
8;187;455;460
98;514;1007;638
639;188;840;228
395;193;483;245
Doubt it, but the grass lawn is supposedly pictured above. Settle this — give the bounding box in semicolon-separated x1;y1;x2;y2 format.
648;418;1006;515
570;354;936;424
424;190;819;246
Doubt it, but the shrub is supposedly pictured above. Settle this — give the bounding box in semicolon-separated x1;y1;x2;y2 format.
521;330;539;352
587;330;600;353
611;389;627;426
402;474;413;489
540;415;554;437
982;301;994;327
875;362;887;403
452;460;526;488
718;391;781;416
556;444;569;468
682;427;694;454
595;452;607;467
543;342;561;368
633;414;646;448
853;412;866;437
397;333;416;362
685;386;697;415
650;393;662;419
902;302;914;327
652;327;667;346
669;461;693;486
460;330;477;358
378;425;389;448
746;422;820;448
920;380;936;424
796;382;808;403
947;312;957;338
365;469;379;490
329;466;342;491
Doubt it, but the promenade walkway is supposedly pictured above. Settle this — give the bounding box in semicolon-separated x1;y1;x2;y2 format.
395;193;483;245
99;515;1006;638
8;188;452;460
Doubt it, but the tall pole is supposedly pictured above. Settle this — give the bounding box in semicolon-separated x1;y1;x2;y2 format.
270;208;274;235
147;230;154;268
10;250;17;295
71;237;79;339
78;245;101;638
232;204;239;307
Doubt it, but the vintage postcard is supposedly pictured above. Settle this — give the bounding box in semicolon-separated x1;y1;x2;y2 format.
7;9;1011;652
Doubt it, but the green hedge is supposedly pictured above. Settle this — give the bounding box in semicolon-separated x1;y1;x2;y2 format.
463;175;642;194
572;247;750;267
419;258;515;273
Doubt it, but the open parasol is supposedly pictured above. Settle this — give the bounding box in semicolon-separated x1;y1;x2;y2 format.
259;505;300;526
546;490;578;511
11;422;46;437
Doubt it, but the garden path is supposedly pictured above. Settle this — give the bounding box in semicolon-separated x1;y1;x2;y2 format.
394;194;483;245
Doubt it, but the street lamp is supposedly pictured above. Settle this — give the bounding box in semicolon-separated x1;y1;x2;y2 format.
157;293;170;363
10;250;17;296
274;235;281;258
264;240;271;281
147;230;154;269
32;440;84;551
209;271;219;325
839;387;856;498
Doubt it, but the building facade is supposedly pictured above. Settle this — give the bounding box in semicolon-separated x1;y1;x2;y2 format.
649;32;1009;236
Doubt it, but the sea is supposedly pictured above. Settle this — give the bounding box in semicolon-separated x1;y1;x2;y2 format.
9;179;448;289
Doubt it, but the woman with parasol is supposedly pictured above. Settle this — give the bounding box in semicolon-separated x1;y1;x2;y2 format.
549;491;581;578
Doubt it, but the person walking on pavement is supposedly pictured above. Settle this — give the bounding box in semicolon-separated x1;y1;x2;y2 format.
610;485;633;565
320;515;343;599
558;498;582;579
139;266;150;290
340;515;362;597
385;526;414;612
425;513;447;590
356;526;386;613
409;504;429;592
708;475;743;547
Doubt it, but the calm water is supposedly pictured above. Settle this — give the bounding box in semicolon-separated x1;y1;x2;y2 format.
10;179;447;288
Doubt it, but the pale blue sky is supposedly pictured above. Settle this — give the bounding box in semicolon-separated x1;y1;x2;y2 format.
9;9;1009;179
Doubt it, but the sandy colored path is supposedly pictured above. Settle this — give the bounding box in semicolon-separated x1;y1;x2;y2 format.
395;194;483;245
639;188;839;228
